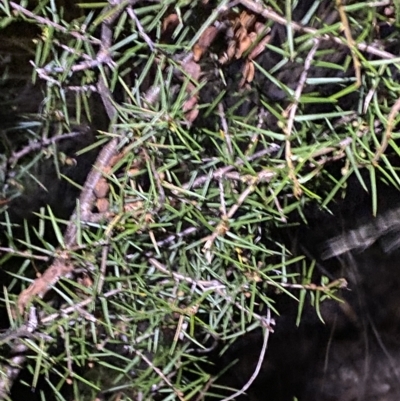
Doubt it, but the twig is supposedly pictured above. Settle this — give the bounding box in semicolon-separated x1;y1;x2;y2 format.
0;343;29;399
335;0;361;87
0;248;49;261
0;307;38;400
269;187;287;223
126;7;154;51
221;309;272;401
4;1;147;398
148;258;276;331
34;50;116;78
193;377;215;401
203;180;256;262
41;288;122;325
9;131;87;166
218;103;233;157
17;255;75;314
267;277;348;292
372;97;400;164
282;39;320;198
64;137;119;246
183;145;281;190
202;163;290;260
134;348;185;401
9;2;101;45
17;0;121;315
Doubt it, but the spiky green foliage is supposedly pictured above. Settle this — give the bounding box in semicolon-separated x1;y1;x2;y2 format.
0;1;399;400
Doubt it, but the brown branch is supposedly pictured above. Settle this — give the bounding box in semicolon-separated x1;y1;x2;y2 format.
64;137;119;246
126;6;154;50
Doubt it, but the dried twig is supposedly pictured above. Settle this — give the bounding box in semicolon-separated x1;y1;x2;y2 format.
0;247;49;261
221;309;272;401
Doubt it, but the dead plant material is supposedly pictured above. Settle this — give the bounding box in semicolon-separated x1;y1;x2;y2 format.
213;10;271;86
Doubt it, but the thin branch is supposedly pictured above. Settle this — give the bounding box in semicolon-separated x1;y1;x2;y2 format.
0;248;49;261
372;97;400;164
64;137;119;246
126;7;154;51
9;131;87;166
202;180;256;262
134;349;185;401
282;39;320;198
0;307;39;400
221;310;272;401
335;0;361;87
9;2;101;45
148;258;276;331
183;145;281;191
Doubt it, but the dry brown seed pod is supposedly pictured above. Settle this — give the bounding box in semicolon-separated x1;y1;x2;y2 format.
249;33;271;60
236;35;252;58
183;95;198;112
94;177;109;199
193;26;219;62
185;108;199;123
235;26;248;42
239;11;256;30
96;198;109;213
192;44;204;62
197;26;219;48
181;59;201;81
241;60;255;85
